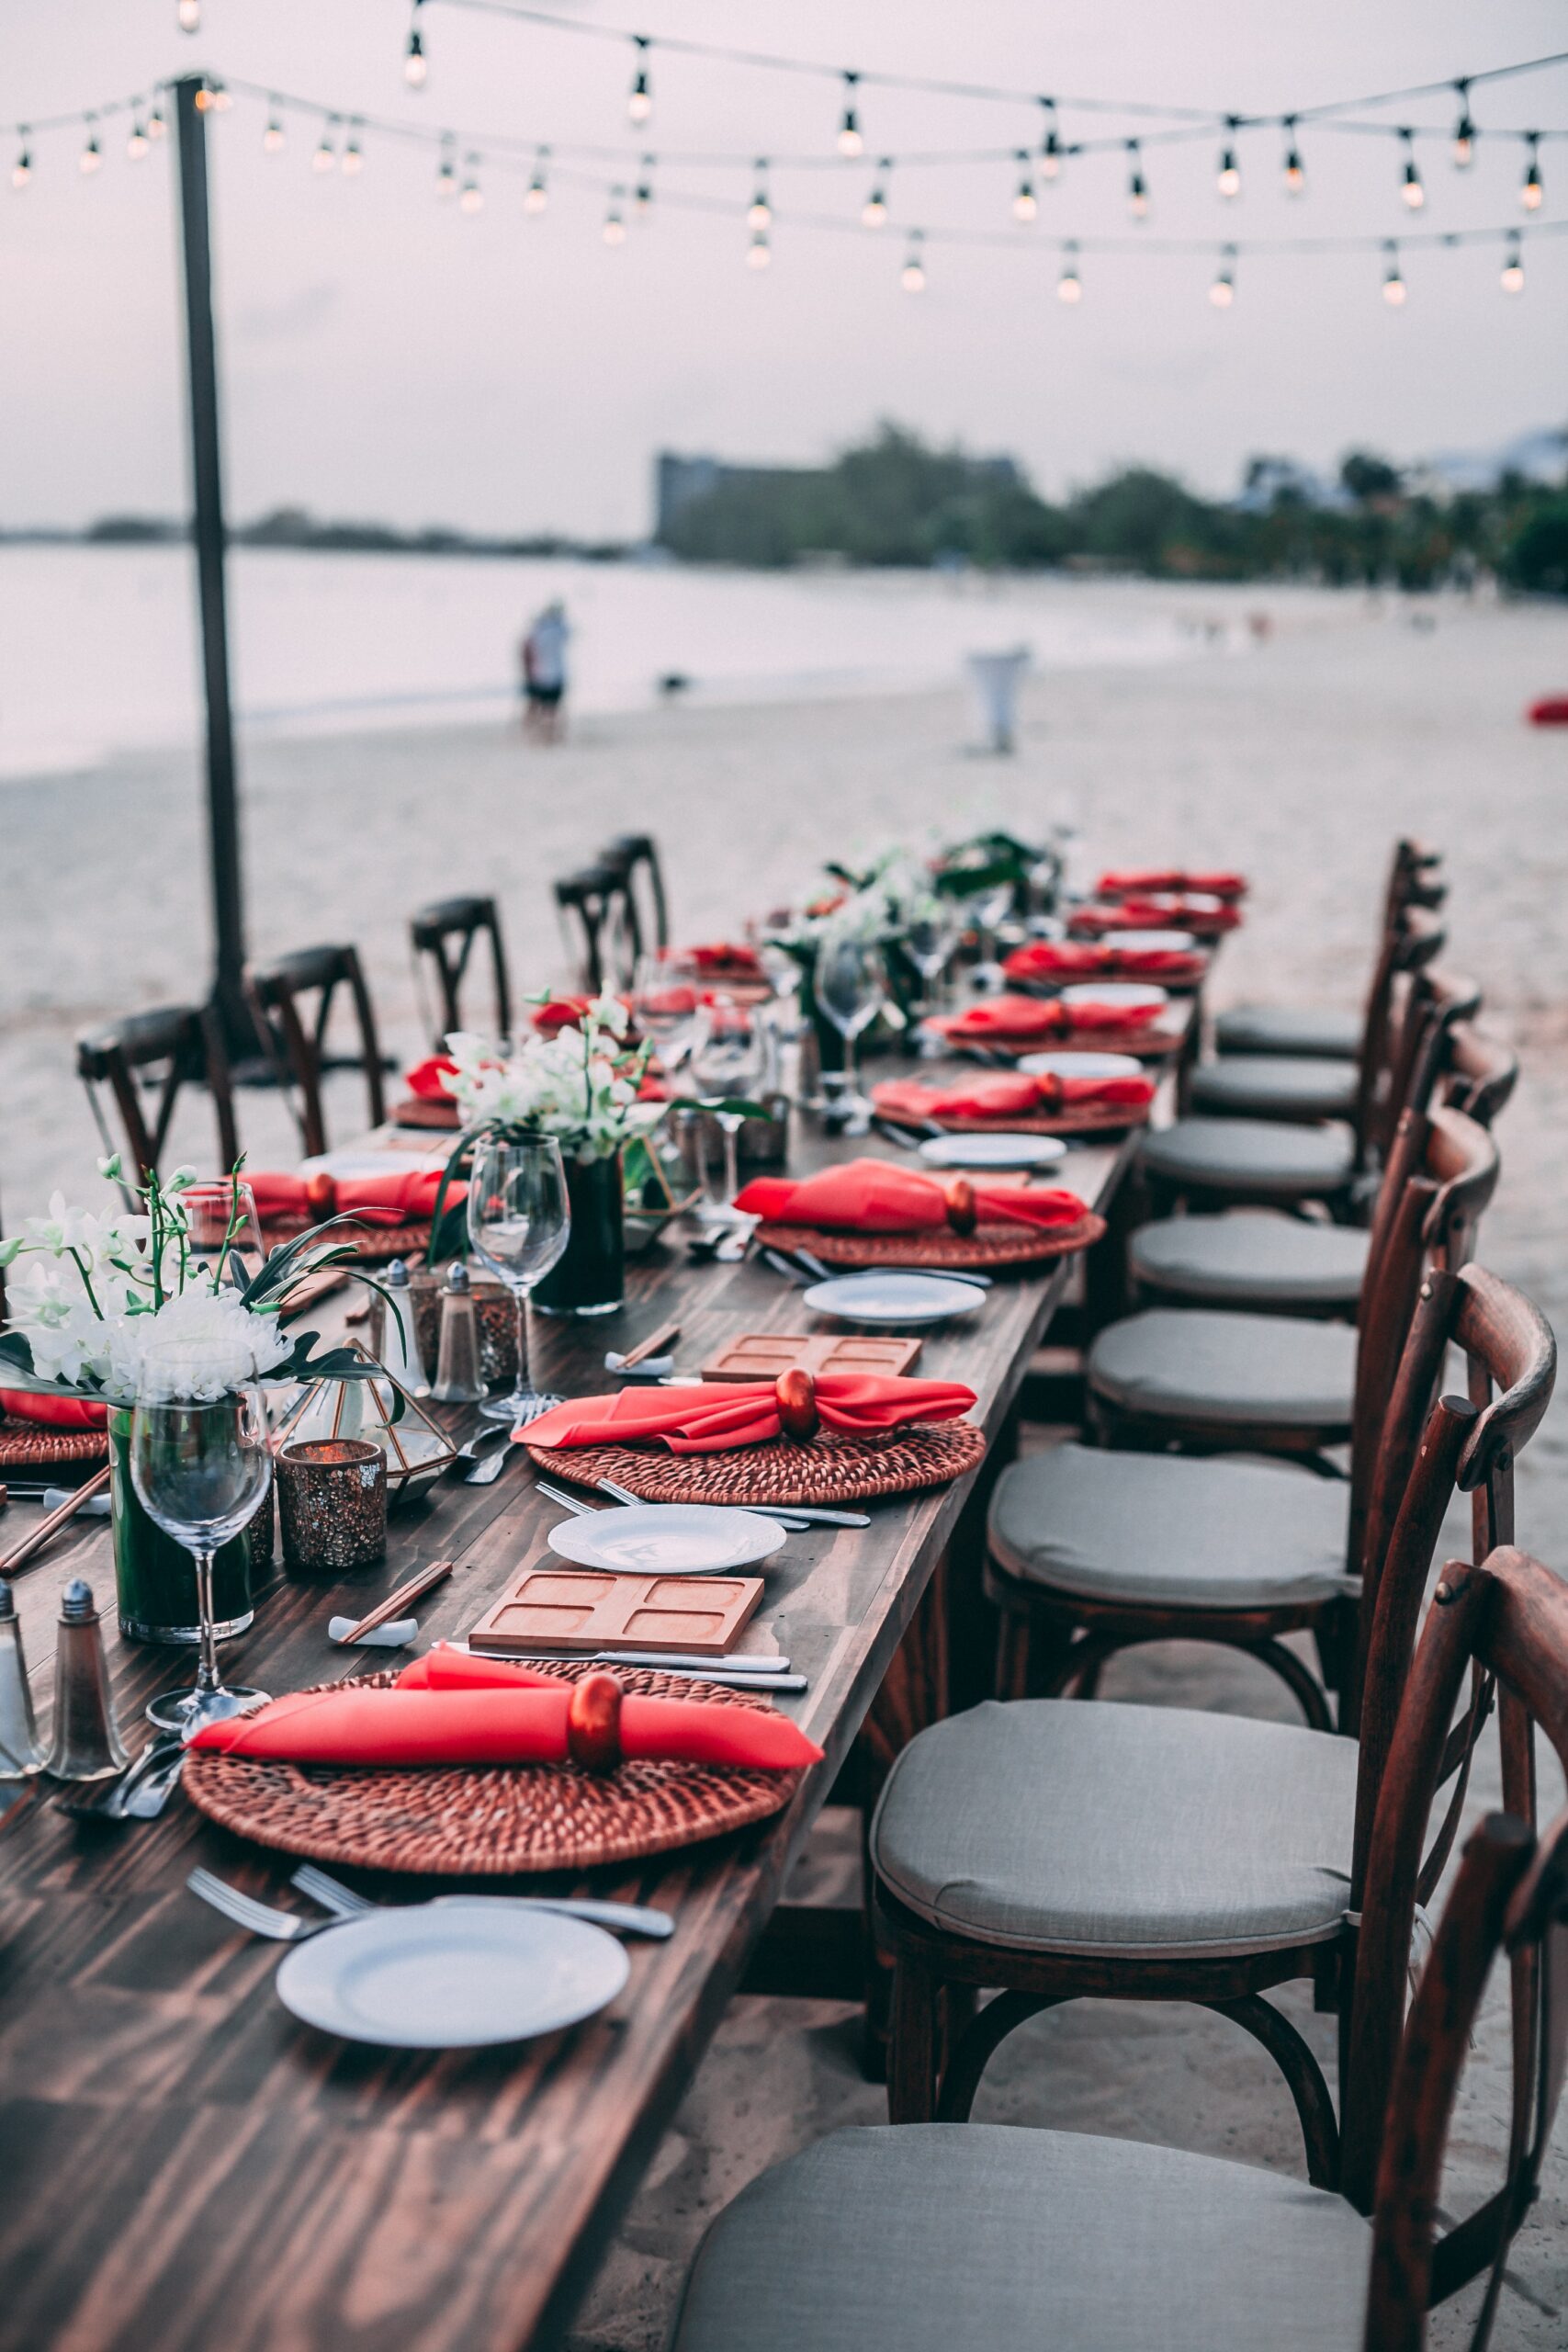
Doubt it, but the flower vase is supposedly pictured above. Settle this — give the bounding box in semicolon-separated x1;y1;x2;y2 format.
108;1407;256;1645
533;1151;625;1317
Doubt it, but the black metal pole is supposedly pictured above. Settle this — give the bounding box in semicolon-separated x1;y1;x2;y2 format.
173;74;249;1054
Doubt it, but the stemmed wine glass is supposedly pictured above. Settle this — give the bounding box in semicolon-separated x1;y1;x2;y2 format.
179;1179;266;1289
970;881;1016;993
692;998;766;1214
631;952;709;1078
466;1134;571;1423
903;904;962;1046
131;1384;273;1735
813;936;887;1134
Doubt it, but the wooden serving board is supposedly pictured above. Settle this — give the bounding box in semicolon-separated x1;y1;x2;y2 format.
700;1331;922;1382
468;1566;764;1657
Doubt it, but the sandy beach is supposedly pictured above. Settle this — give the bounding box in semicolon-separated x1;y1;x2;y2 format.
4;575;1567;2344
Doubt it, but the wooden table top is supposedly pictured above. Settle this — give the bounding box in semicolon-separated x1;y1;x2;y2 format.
0;1066;1163;2352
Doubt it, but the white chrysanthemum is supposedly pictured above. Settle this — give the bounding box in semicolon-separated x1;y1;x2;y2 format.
105;1281;292;1404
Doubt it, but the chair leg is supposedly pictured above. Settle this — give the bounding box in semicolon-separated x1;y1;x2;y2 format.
937;1991;1067;2121
888;1954;942;2122
1246;1638;1334;1733
1039;1632;1124;1700
1205;1995;1340;2188
995;1610;1032;1702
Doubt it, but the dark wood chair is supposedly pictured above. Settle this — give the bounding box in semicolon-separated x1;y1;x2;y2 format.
553;862;633;996
75;1003;240;1186
243;944;388;1159
871;1260;1554;2176
410;895;512;1046
600;832;669;958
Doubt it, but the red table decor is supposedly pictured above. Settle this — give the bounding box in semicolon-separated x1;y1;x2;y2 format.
733;1158;1089;1238
1069;897;1243;939
1096;866;1247;899
1002;939;1208;987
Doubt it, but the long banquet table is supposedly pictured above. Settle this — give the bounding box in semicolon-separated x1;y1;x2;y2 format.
0;1056;1171;2352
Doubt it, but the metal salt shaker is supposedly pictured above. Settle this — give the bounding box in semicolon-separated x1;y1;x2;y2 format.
0;1579;45;1778
376;1256;430;1396
44;1578;130;1782
432;1262;487;1404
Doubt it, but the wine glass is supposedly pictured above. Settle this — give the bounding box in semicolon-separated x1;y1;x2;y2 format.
903;905;962;1028
813;936;887;1134
131;1385;272;1736
466;1135;571;1423
970;881;1016;993
692;999;766;1213
630;952;708;1077
178;1178;265;1290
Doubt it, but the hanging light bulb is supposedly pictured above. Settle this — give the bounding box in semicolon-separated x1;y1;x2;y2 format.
1056;242;1082;303
627;38;652;125
838;73;863;158
604;189;626;245
1400;129;1425;210
11;132;31;190
213;81;233;113
312;120;337;174
634;157;655;214
1382;242;1405;305
862;162;889;227
194;78;215;112
1451;81;1474;168
127;116;150;160
342;122;364;177
1216;117;1241;198
1209;245;1236;307
900;230;925;293
1039;97;1062;182
79;119;102;175
748;163;771;231
177;0;200;29
1520;134;1543;211
263;107;285;153
1500;234;1525;293
747;228;772;270
458;154;483;213
435;141;457;198
147;105;166;141
1281;117;1304;194
405;5;429;90
524;147;549;213
1126;140;1148;220
1012;153;1037;222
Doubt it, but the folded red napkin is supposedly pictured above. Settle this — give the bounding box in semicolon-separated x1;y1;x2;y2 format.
1070;899;1242;937
685;942;766;978
733;1157;1087;1235
872;1070;1155;1123
533;995;635;1035
1098;867;1247;899
247;1168;455;1223
932;995;1153;1044
0;1389;108;1430
522;1370;977;1453
403;1055;458;1101
187;1657;821;1771
1002;941;1204;984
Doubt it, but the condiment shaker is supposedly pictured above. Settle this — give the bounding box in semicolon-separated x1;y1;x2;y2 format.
432;1262;486;1404
0;1580;44;1778
44;1578;130;1781
376;1257;430;1396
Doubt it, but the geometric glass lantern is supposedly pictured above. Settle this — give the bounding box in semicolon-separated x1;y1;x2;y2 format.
269;1340;457;1505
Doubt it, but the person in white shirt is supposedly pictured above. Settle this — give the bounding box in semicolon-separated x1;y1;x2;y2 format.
520;600;570;743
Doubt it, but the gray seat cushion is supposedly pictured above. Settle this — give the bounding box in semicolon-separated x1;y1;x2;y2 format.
674;2124;1371;2352
988;1442;1352;1608
1131;1215;1370;1310
1088;1308;1359;1430
871;1700;1357;1954
1189;1055;1359;1123
1141;1116;1356;1200
1215;1003;1362;1059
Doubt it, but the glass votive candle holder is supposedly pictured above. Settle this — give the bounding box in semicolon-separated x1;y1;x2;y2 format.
276;1438;387;1574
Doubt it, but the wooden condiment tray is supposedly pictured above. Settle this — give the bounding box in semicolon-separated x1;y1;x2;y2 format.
700;1331;922;1383
468;1566;764;1657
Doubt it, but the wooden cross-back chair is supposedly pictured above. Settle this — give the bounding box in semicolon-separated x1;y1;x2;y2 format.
553;861;636;996
871;1256;1554;2178
600;832;669;959
410;895;512;1047
243;944;388;1160
75;1003;240;1189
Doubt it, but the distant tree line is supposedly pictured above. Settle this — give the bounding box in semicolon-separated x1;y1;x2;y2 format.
656;422;1568;594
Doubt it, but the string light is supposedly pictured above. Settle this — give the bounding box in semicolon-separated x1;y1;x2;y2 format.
193;79;216;113
79;118;102;175
312;119;337;174
212;81;233;112
435;139;457;197
525;146;548;211
1209;244;1236;305
1382;240;1405;304
1056;241;1082;301
1126;139;1148;220
342;121;365;175
1501;232;1525;291
1282;118;1305;194
263;107;285;153
147;105;166;141
1451;81;1474;167
1216;117;1240;198
634;155;654;212
1400;129;1425;209
127;116;150;160
1039;97;1062;182
603;187;626;243
177;0;200;29
11;133;30;190
1011;152;1037;222
838;73;863;158
900;229;925;291
862;162;889;226
459;153;484;211
748;162;771;230
405;4;429;90
627;37;651;125
1521;133;1543;209
747;227;771;269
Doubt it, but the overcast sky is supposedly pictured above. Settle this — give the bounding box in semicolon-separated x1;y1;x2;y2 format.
6;0;1566;537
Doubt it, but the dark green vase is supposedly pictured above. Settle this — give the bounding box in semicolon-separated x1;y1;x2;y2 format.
108;1408;258;1645
533;1152;625;1317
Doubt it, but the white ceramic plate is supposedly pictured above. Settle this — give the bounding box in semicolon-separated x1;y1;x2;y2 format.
917;1133;1067;1170
802;1271;986;1328
275;1903;629;2048
1060;981;1169;1012
549;1502;789;1574
1104;930;1197;953
1016;1050;1145;1080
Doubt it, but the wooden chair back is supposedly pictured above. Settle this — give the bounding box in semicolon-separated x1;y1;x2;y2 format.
1372;967;1481;1162
410;895;512;1046
1349;906;1447;1160
75;1003;239;1187
1443;1024;1518;1130
1385;836;1447;924
243;944;387;1159
553;862;635;996
600;832;669;958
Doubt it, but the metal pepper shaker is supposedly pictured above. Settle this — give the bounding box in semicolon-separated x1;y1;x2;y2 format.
432;1262;486;1404
44;1578;130;1781
376;1257;430;1396
0;1580;44;1779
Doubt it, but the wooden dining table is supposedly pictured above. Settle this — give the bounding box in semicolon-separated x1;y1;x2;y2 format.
0;1042;1180;2352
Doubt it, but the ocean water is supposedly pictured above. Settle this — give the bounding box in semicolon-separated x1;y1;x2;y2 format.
0;543;1215;778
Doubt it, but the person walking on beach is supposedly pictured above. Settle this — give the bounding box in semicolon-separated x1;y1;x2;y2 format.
520;600;570;743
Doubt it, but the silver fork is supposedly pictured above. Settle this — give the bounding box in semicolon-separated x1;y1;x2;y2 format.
290;1860;674;1939
187;1867;333;1941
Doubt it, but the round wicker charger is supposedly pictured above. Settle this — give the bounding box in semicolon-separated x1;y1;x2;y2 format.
263;1217;431;1266
390;1097;460;1131
182;1660;799;1875
877;1102;1149;1138
944;1022;1180;1062
525;1419;987;1506
0;1427;108;1470
752;1212;1104;1272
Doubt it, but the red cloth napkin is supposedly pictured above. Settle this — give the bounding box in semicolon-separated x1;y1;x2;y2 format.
187;1659;821;1770
873;1070;1155;1122
522;1371;977;1453
1097;867;1247;899
1002;941;1204;984
533;995;635;1035
733;1158;1087;1235
931;995;1153;1044
247;1168;455;1222
403;1056;458;1101
685;943;766;978
0;1389;108;1430
1070;899;1242;937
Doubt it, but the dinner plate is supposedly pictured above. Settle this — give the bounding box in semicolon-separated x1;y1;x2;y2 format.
549;1502;789;1573
917;1132;1067;1170
275;1902;629;2048
802;1271;986;1328
1016;1050;1145;1080
1060;981;1170;1012
1102;930;1197;953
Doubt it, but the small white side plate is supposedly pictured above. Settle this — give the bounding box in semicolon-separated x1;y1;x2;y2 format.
1104;930;1197;953
1060;981;1170;1012
803;1271;985;1328
549;1502;789;1574
276;1904;629;2048
917;1133;1066;1170
1017;1050;1145;1080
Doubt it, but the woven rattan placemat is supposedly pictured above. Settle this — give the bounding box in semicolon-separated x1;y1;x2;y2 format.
526;1419;987;1506
752;1213;1104;1272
